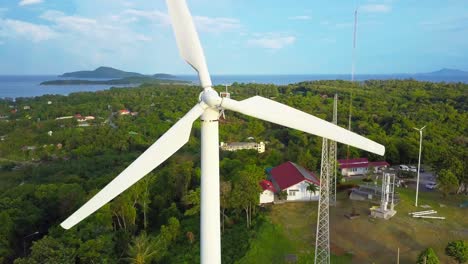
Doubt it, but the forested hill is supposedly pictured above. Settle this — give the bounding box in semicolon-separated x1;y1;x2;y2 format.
60;66;176;79
0;80;466;263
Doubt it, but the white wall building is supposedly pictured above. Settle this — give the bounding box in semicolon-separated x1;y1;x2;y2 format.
283;180;319;201
259;161;320;203
338;158;390;176
259;180;275;204
220;141;265;153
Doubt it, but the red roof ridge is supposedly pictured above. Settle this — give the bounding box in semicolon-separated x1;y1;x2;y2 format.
269;161;319;190
259;179;276;192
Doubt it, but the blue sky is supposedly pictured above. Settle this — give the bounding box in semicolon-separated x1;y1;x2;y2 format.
0;0;467;75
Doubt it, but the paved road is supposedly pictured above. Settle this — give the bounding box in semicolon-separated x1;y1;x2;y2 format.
403;171;436;192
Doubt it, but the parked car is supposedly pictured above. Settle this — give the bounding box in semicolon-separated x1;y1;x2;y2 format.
396;179;407;188
425;182;437;189
409;166;417;172
399;165;409;171
419;167;425;173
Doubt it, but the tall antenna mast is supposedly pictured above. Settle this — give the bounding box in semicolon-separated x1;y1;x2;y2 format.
346;8;358;167
315;138;330;264
329;94;338;205
351;8;358;83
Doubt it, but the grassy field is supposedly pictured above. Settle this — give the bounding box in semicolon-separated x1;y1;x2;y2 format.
238;185;467;264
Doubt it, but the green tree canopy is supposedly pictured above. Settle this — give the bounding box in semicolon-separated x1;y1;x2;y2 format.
445;240;468;264
417;248;440;264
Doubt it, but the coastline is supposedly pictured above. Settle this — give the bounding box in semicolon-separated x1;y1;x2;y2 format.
1;74;468;99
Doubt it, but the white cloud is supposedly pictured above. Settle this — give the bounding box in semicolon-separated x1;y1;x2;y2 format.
194;16;241;33
288;15;311;21
248;34;296;50
122;9;171;25
360;4;392;13
39;10;153;43
1;19;56;42
30;9;156;67
121;9;242;34
41;10;97;33
19;0;43;6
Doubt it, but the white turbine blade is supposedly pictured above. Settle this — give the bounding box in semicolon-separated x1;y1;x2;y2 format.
61;103;206;229
222;96;385;155
167;0;212;88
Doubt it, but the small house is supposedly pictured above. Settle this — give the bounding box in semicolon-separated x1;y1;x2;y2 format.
259;161;320;203
338;158;390;176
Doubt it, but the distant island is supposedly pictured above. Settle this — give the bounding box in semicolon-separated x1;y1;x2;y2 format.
59;66;177;79
41;76;189;86
42;67;185;86
39;67;468;86
418;68;468;76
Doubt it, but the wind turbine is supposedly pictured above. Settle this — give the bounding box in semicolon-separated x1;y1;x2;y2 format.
60;0;385;263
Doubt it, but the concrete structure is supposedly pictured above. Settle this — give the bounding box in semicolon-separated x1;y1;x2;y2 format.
370;173;397;219
338;158;389;176
220;141;265;153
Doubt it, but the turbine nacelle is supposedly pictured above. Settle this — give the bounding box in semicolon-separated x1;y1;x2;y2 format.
199;88;222;108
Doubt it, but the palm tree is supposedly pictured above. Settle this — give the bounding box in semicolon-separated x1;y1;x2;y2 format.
307;183;318;200
126;232;156;264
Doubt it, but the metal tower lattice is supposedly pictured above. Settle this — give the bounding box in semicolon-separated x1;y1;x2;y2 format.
329;94;338;205
315;138;330;264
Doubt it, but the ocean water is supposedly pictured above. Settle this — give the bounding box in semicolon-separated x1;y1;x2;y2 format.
1;74;467;99
0;75;138;99
176;74;468;85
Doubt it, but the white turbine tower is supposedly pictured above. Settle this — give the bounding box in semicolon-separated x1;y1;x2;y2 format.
60;0;385;263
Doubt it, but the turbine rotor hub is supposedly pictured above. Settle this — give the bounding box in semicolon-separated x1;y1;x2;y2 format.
200;88;222;108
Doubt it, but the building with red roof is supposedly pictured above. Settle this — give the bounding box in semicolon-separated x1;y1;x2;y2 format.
259;179;275;203
259;161;320;203
338;158;390;176
119;109;130;115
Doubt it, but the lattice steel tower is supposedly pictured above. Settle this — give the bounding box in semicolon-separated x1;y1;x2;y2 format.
314;138;330;264
329;94;338;205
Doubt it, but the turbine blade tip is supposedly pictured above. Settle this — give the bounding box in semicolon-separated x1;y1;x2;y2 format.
60;222;72;230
